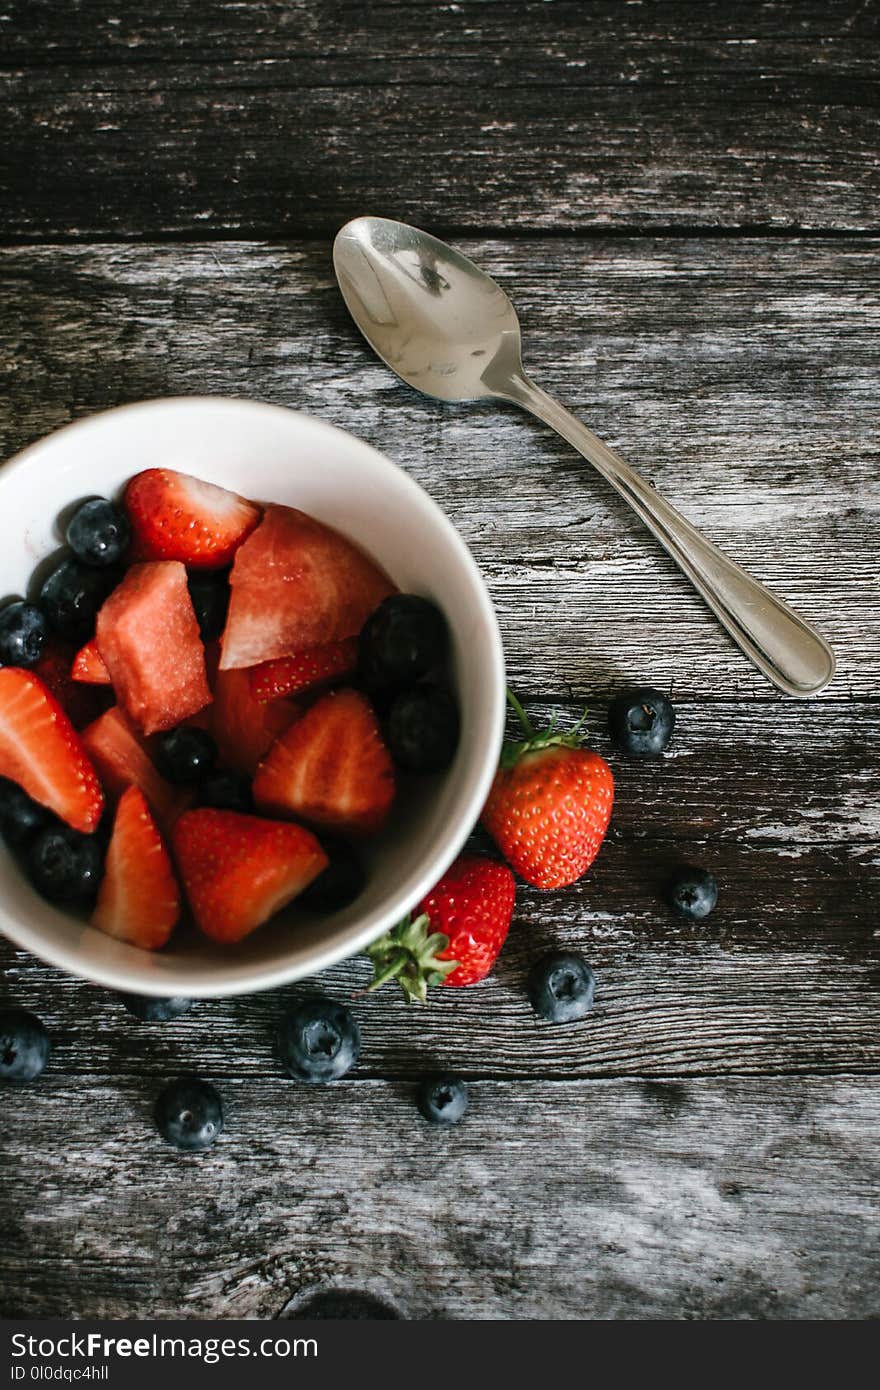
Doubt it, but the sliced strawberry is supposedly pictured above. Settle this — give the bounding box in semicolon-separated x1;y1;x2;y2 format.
248;637;359;702
96;561;212;736
81;706;190;834
0;668;104;833
211;667;299;776
172;808;328;943
253;688;395;837
91;786;181;950
220;505;395;670
71;639;111;685
33;639;110;729
124;468;261;570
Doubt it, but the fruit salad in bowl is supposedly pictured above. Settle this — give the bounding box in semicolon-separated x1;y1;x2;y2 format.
0;398;505;996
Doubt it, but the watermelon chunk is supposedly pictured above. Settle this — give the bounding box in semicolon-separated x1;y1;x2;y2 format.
220;505;395;670
96;562;211;735
211;668;299;776
82;706;191;834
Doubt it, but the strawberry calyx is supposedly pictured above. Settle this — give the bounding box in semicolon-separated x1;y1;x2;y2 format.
365;914;459;1003
500;688;587;770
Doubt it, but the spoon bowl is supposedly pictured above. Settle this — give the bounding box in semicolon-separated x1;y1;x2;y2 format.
334;216;524;403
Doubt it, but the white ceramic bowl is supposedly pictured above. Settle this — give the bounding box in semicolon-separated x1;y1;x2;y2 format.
0;398;505;996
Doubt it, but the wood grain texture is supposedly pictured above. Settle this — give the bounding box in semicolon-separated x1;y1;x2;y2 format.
1;238;876;699
1;0;878;238
2;1075;878;1319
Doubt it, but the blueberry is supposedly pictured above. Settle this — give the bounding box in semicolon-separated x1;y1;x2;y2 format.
187;570;231;643
358;594;448;689
155;1076;223;1151
668;867;718;920
198;769;252;812
0;777;52;848
527;952;596;1023
118;994;193;1022
154;727;217;784
0;601;48;668
299;841;365;913
608;686;675;758
39;557;121;644
0;1007;50;1083
386;686;460;774
27;825;103;904
416;1074;468;1125
66;498;130;568
279;997;361;1083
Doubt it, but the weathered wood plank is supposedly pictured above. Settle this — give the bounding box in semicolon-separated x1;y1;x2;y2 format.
1;239;876;698
1;1;877;238
2;1076;878;1318
2;694;878;1079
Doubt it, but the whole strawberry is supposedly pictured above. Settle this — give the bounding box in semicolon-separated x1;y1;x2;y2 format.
481;693;614;889
366;853;516;1001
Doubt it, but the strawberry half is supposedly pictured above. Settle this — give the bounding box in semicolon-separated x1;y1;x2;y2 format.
124;468;261;570
248;637;359;703
172;809;328;943
0;668;104;833
253;688;395;837
91;786;181;950
220;504;395;670
71;639;111;685
366;854;516;1001
481;693;614;889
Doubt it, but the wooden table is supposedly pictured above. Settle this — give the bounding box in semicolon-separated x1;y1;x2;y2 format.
1;1;878;1320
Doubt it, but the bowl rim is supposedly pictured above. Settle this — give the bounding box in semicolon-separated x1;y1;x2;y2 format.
0;396;506;996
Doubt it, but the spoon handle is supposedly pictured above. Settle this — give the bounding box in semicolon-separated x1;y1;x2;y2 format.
505;374;835;697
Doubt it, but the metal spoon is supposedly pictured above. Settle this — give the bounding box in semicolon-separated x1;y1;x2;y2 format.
333;216;835;697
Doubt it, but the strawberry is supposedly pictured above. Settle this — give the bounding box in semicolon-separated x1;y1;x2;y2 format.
33;639;110;729
91;786;181;949
253;688;395;837
0;668;104;833
481;693;614;889
366;853;516;1001
172;808;328;943
124;468;261;570
71;639;111;685
211;667;299;776
248;637;359;702
81;706;191;835
96;561;212;735
220;504;395;670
